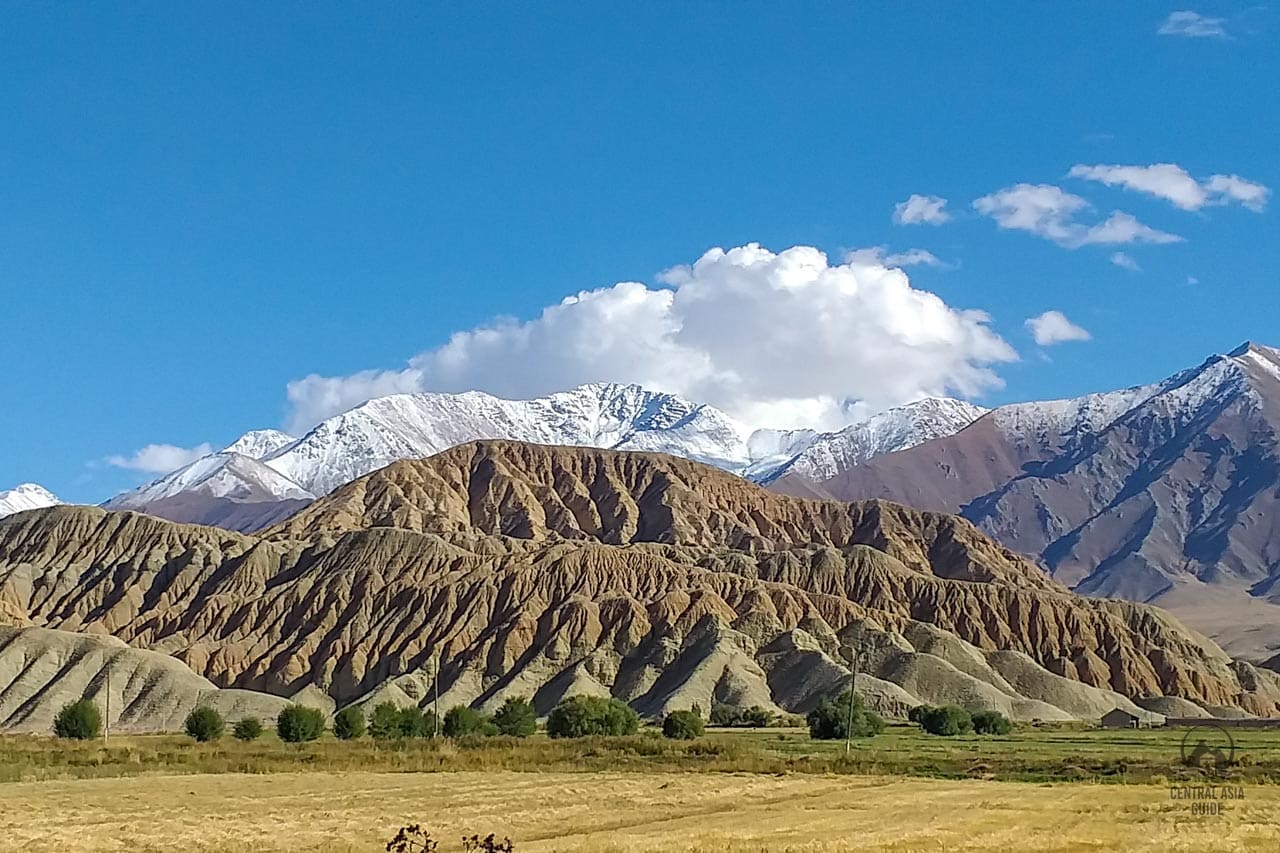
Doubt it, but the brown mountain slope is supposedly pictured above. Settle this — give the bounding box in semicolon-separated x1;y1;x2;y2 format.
771;344;1280;662
2;443;1279;726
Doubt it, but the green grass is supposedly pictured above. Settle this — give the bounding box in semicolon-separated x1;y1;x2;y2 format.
3;723;1278;785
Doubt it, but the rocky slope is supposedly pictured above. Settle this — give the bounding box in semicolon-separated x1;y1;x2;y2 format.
3;442;1277;730
774;343;1280;662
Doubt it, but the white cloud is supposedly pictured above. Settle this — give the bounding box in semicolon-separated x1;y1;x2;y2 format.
285;243;1018;433
107;443;213;473
1110;251;1142;271
1158;11;1228;38
1025;311;1092;346
893;194;951;225
1069;163;1270;212
845;246;945;268
973;183;1182;247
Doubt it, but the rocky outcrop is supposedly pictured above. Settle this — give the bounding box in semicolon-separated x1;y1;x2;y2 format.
1;442;1278;728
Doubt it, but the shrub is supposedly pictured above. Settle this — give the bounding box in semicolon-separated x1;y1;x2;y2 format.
907;704;932;725
971;709;1013;735
443;705;495;738
741;705;775;727
333;705;366;740
369;702;402;740
398;705;438;738
918;704;973;736
184;706;225;742
662;710;704;740
545;695;639;738
276;704;325;743
54;699;102;740
232;717;264;741
492;696;537;737
709;703;742;727
806;692;885;740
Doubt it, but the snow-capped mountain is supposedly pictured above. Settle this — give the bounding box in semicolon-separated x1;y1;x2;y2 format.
745;398;988;484
259;383;755;496
0;484;61;518
223;429;296;460
104;452;314;511
784;342;1280;661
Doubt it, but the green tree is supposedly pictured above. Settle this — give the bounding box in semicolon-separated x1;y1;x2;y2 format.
806;692;884;740
54;699;102;740
396;705;438;738
662;709;704;740
918;705;973;736
368;702;402;740
276;705;325;743
741;706;775;727
443;705;495;738
232;717;264;741
184;706;225;742
333;705;366;740
971;709;1012;735
709;704;742;727
545;696;639;738
491;696;537;737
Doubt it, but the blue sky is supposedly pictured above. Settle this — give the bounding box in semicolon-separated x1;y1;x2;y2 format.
1;2;1276;503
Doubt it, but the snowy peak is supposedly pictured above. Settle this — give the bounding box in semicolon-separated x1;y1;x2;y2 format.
222;429;296;459
745;397;987;483
0;483;61;518
105;452;314;510
261;383;754;496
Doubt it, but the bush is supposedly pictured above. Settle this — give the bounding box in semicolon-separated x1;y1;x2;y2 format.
333;705;366;740
662;710;705;740
276;705;326;743
709;703;742;727
741;705;775;727
184;706;225;742
397;705;438;738
492;696;537;737
232;717;264;741
971;709;1013;735
54;698;102;740
368;702;402;740
545;695;639;738
918;704;973;736
907;704;931;725
443;705;495;738
806;692;885;740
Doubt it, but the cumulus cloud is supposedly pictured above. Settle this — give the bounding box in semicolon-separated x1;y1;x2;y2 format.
973;183;1182;247
1158;11;1228;38
845;246;946;268
285;243;1018;432
1025;311;1092;346
107;443;213;473
1069;163;1270;212
1110;251;1142;271
893;194;951;225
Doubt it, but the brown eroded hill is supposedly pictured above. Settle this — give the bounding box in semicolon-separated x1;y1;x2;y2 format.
2;441;1279;730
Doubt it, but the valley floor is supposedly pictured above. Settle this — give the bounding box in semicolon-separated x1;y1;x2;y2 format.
3;769;1279;852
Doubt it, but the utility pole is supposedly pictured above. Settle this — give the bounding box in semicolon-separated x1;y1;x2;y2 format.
104;666;111;746
432;652;441;738
844;648;860;755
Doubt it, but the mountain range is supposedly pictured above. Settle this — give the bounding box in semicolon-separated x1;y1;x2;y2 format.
3;441;1273;732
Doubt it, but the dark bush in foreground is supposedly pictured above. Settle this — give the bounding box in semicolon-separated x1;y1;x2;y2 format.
545;696;639;738
492;696;537;737
444;705;496;738
806;692;884;740
662;710;705;740
184;706;225;742
276;704;325;743
54;699;102;740
333;705;366;740
463;834;515;852
233;717;264;741
971;709;1013;735
917;704;973;736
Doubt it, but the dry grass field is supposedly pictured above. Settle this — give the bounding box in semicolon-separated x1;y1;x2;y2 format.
2;769;1279;853
3;726;1279;852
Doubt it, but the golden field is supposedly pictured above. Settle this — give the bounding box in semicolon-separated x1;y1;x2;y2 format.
2;769;1279;853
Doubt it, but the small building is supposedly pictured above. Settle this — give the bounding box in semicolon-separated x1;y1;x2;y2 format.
1101;708;1150;729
